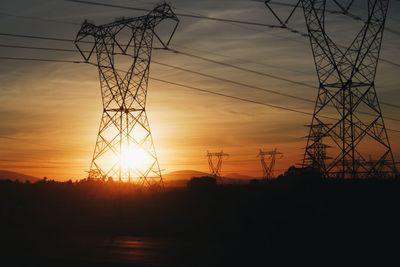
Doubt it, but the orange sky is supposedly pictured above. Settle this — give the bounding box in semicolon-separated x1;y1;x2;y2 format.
0;0;399;180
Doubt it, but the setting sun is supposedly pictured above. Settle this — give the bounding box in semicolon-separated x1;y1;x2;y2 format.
120;144;154;182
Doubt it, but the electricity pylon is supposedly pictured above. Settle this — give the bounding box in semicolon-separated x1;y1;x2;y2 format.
75;2;179;187
206;150;229;181
303;123;331;176
258;148;283;179
264;0;397;178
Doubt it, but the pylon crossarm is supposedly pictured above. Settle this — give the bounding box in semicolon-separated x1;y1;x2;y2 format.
264;0;302;27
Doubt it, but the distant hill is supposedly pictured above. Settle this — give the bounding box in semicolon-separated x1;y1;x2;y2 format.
163;170;209;181
0;170;40;183
163;170;209;188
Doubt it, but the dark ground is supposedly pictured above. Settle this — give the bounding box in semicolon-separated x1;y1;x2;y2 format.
1;177;400;266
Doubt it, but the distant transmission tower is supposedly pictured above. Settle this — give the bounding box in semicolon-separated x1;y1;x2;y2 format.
265;0;397;178
258;148;283;179
206;150;229;181
75;2;179;187
303;124;330;176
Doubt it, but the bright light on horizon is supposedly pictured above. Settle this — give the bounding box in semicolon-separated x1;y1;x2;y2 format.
120;143;154;182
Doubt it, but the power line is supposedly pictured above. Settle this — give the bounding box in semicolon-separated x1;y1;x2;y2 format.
153;60;400;120
154;59;400;123
0;42;318;101
1;40;400;111
2;2;400;68
173;38;400;79
0;32;317;88
150;78;312;116
170;42;400;81
1;1;399;69
171;48;400;109
125;0;308;44
150;78;400;134
166;48;315;89
254;0;400;37
173;43;310;75
249;1;400;69
0;55;321;116
4;42;400;127
2;29;398;73
0;32;73;43
0;57;312;115
0;55;399;134
0;32;164;49
64;0;312;41
2;0;396;47
0;12;79;25
152;60;314;102
386;28;400;36
380;58;400;68
64;0;284;28
2;41;400;114
0;41;315;94
0;56;83;63
0;44;77;53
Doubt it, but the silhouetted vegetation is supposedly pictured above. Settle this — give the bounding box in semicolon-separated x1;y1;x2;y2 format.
278;165;322;182
1;175;400;266
187;176;217;190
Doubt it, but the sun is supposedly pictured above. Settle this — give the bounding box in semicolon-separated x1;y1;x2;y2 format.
120;144;153;181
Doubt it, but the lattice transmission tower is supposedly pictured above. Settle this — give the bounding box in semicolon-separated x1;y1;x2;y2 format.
265;0;397;178
75;2;179;186
303;123;331;176
258;148;283;179
206;151;229;181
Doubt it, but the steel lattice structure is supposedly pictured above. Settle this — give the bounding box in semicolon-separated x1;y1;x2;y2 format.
206;151;229;180
75;2;179;186
303;124;331;173
265;0;397;178
258;148;283;179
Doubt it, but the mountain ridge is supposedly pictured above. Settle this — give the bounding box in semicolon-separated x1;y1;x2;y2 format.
0;170;40;183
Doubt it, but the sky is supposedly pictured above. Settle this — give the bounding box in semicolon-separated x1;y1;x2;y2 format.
0;0;399;180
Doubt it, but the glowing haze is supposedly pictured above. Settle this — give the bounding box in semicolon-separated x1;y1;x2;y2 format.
0;0;399;180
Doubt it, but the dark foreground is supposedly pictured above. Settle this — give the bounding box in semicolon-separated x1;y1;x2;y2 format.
1;178;400;266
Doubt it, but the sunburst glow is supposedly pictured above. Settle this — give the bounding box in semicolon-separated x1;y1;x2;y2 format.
120;144;153;181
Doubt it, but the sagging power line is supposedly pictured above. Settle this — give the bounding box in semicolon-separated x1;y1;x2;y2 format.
1;53;400;129
0;11;79;25
254;0;400;37
64;0;283;29
0;32;400;108
1;38;400;114
68;0;400;65
2;0;400;69
0;31;398;98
